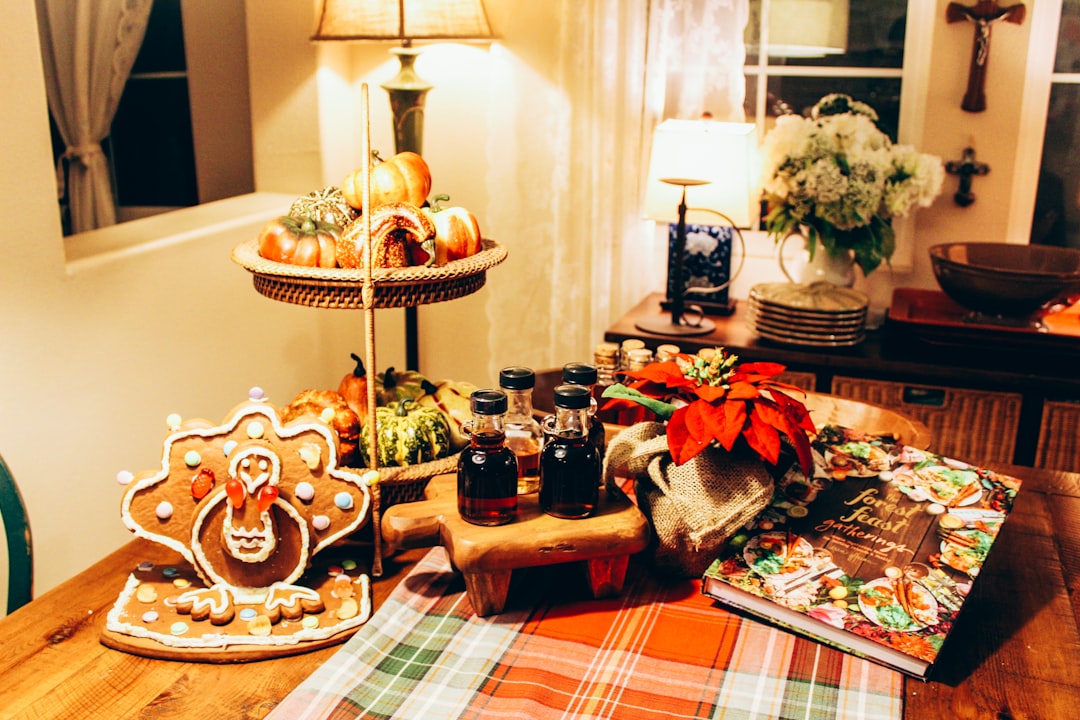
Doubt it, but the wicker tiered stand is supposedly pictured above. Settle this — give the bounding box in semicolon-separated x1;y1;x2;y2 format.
231;85;506;575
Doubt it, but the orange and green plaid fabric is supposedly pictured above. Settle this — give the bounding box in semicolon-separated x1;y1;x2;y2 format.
269;548;901;719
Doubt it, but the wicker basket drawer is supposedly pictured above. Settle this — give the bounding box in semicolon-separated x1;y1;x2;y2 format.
1036;399;1080;472
829;376;1021;465
778;370;817;392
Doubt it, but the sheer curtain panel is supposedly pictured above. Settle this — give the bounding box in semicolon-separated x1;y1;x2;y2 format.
482;0;747;378
35;0;152;233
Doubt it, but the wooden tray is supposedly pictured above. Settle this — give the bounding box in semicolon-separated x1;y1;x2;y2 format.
381;474;650;616
887;288;1080;353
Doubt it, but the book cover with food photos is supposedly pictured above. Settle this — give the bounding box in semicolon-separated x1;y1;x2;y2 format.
701;425;1022;679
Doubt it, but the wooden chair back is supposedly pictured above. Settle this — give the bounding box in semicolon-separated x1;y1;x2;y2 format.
0;453;32;614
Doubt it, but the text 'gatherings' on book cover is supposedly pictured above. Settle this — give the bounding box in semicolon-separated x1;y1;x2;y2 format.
701;425;1022;679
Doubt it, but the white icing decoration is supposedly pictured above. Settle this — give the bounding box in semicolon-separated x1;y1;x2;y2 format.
319;407;336;423
249;386;266;401
334;492;354;510
247;421;265;439
295;481;315;502
184;450;201;467
223;440;237;457
117;470;134;485
142;611;159;623
298;444;321;470
166;413;182;430
312;515;330;531
156;501;174;520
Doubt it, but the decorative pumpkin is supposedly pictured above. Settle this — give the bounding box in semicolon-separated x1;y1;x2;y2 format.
257;215;341;268
421;195;483;265
416;378;479;451
374;367;429;406
281;390;361;467
357;399;452;467
288;186;357;228
337;353;370;419
341;151;432;211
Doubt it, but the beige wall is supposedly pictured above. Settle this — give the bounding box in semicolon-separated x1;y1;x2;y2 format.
0;0;1055;597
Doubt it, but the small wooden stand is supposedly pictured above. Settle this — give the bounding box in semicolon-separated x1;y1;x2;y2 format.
381;474;650;616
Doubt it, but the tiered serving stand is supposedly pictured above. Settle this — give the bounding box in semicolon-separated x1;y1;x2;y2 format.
231;85;506;575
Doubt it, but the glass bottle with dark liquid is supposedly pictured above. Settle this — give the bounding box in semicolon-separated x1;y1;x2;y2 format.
539;384;600;519
561;362;606;464
458;389;519;526
499;366;544;494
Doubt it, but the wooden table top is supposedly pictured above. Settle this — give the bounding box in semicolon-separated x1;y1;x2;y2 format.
2;460;1079;719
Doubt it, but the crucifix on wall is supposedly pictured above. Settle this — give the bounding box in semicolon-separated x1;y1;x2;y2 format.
946;1;1026;112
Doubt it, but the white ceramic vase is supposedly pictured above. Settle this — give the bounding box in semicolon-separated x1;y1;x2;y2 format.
778;230;857;287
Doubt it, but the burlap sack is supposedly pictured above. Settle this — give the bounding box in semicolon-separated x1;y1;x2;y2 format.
603;422;774;578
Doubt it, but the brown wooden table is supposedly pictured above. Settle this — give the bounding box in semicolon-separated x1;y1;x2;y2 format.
2;461;1079;719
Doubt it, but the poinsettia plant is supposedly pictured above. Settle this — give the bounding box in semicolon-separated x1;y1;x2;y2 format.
601;349;815;475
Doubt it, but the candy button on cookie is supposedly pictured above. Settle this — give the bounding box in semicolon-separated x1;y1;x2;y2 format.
248;615;273;637
136;584;158;603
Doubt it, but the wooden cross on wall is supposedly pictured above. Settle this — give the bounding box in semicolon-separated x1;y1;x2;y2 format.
946;1;1026;112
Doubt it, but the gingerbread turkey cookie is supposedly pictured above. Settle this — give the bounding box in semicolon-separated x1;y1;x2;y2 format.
103;387;378;661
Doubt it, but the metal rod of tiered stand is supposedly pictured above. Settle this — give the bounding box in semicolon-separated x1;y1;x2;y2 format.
359;84;383;577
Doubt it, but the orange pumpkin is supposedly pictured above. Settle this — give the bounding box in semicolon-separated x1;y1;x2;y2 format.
342;151;432;211
422;197;482;265
257;215;340;268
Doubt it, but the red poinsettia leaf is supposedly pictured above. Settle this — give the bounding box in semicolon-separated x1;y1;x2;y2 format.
700;399;746;451
743;409;782;466
625;361;695;390
769;389;817;434
667;405;710;465
725;380;762;400
694;384;729;402
731;362;787;385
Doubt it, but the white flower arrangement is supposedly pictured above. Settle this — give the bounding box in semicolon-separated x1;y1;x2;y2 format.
761;94;945;275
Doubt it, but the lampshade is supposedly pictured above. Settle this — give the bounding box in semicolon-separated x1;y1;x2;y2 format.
748;0;849;58
311;0;495;43
643;120;757;228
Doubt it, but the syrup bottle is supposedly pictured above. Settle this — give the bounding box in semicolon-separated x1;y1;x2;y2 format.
457;389;518;526
540;384;600;519
561;362;606;463
499;366;544;494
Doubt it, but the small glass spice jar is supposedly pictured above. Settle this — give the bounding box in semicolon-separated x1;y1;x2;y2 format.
539;384;600;519
457;389;519;526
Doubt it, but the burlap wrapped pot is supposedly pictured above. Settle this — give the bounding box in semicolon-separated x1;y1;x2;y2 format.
603;422;774;578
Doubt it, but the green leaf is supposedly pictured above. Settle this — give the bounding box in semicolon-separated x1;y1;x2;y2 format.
600;383;677;420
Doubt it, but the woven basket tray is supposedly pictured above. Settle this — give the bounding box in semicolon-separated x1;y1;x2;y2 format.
231;238;508;309
374;453;460;508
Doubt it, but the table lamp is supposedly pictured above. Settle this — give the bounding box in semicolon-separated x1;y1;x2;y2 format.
311;0;495;370
312;0;495;154
637;120;756;337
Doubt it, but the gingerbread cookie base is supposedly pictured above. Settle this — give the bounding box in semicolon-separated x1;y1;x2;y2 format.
101;546;371;663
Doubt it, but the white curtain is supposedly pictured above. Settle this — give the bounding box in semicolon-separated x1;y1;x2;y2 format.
482;0;747;378
35;0;152;233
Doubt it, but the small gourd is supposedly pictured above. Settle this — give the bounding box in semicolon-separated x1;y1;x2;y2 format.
374;367;429;406
337;353;369;419
358;400;452;467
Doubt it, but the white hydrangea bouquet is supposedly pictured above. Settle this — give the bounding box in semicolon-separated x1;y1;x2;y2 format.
761;94;945;275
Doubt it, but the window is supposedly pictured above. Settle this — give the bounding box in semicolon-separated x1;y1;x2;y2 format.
1033;1;1080;248
109;0;198;216
744;0;910;141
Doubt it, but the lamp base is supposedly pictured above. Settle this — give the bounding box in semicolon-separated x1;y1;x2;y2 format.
661;297;737;317
634;313;716;337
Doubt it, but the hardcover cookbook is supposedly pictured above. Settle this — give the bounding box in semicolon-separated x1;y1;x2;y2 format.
702;425;1021;679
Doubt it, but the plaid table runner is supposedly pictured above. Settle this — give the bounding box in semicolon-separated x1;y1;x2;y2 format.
269;548;901;720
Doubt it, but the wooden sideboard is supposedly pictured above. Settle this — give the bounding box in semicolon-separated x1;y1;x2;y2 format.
605;293;1080;470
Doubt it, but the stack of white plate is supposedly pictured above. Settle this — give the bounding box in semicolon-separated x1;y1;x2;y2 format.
747;281;869;347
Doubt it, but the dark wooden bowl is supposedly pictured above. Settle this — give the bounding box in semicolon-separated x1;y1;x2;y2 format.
929;242;1080;317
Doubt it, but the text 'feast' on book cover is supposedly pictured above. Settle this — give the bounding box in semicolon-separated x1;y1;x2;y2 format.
702;425;1022;679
